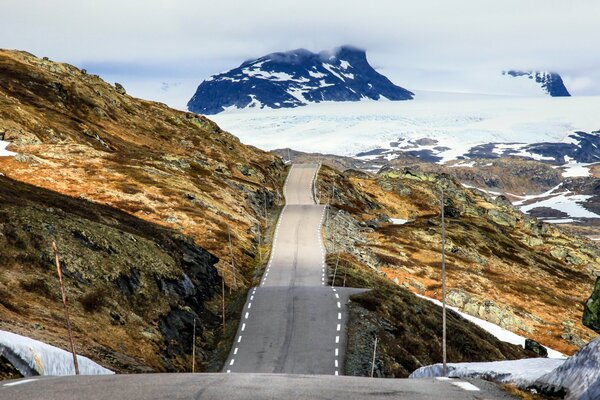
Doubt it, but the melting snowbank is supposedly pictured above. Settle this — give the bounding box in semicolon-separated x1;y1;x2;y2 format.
415;294;566;358
410;338;600;400
0;140;15;157
0;330;113;376
535;337;600;400
409;358;565;387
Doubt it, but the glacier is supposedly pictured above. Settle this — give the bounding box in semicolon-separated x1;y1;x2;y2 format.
211;92;600;163
0;330;113;376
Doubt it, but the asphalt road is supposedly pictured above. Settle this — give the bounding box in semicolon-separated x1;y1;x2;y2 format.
1;373;518;400
224;164;361;375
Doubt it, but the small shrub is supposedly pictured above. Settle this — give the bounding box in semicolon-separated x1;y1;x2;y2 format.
79;287;107;312
20;278;52;298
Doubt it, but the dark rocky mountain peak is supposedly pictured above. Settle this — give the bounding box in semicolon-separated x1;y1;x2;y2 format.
188;46;414;114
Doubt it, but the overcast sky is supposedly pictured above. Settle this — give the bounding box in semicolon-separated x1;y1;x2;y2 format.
2;0;599;109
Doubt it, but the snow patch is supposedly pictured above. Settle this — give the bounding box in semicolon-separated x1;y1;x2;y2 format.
415;294;565;358
0;330;113;376
536;337;600;400
1;140;16;157
410;358;566;388
390;218;408;225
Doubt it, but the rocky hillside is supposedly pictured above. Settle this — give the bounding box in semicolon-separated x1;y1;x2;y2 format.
0;50;286;372
187;46;414;114
316;165;600;362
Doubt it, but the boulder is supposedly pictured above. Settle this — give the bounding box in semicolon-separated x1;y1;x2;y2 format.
583;277;600;334
525;338;548;357
114;82;126;95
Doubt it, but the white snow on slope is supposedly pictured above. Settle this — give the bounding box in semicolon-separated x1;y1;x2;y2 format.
211;93;600;161
519;192;600;219
0;330;113;376
410;358;565;388
561;163;595;178
415;294;566;358
536;337;600;400
0;140;15;157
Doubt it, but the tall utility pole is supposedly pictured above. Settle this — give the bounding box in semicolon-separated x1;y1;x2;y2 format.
52;242;80;375
441;188;447;377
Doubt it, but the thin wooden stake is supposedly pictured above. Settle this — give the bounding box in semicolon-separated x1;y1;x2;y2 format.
263;192;268;223
222;279;226;328
370;336;378;378
332;252;340;287
228;229;236;293
257;223;263;263
191;318;196;373
52;242;80;375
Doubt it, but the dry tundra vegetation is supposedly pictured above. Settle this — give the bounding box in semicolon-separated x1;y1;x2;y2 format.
0;49;286;374
315;164;600;376
0;49;597;380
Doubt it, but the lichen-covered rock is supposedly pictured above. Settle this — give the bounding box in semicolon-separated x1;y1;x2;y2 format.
583;277;600;334
525;338;548;357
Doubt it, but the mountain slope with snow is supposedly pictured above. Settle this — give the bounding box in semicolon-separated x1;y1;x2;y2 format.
503;70;571;97
187;46;414;114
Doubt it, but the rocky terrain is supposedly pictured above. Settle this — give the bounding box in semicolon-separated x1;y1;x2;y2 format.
0;50;287;373
316;164;600;368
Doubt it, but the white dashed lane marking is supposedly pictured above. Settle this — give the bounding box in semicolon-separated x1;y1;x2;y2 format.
451;381;481;391
3;379;38;387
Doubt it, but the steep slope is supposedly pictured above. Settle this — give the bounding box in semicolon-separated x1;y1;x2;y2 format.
187;46;414;114
316;165;600;363
0;50;286;372
503;70;571;97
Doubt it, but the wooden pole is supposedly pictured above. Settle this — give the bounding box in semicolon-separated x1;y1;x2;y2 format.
222;279;226;328
263;192;268;224
52;242;80;375
441;188;447;377
257;223;263;263
192;318;196;373
332;252;340;287
370;336;378;378
228;229;235;294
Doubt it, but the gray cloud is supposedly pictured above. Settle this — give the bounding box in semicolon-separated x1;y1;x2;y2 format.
2;0;599;108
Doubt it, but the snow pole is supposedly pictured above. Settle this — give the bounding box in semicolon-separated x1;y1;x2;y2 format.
332;252;340;287
192;318;196;373
441;188;447;377
222;279;226;328
52;241;80;375
370;336;378;378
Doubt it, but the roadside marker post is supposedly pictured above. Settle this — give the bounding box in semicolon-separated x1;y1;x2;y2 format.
370;336;378;378
52;242;80;375
441;188;447;377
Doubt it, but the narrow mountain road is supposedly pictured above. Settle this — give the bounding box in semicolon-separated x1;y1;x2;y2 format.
224;164;361;375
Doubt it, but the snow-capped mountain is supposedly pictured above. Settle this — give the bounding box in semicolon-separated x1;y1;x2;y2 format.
187;46;414;114
502;70;571;97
